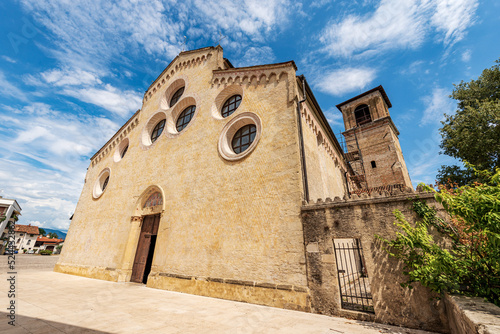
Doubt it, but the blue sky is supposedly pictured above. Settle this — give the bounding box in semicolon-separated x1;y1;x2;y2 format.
0;0;498;230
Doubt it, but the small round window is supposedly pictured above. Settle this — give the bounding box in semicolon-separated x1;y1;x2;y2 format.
93;168;111;199
232;124;256;153
170;87;184;107
221;95;242;118
102;175;109;190
120;144;129;158
151;119;166;143
114;138;130;162
218;112;261;161
176;106;196;132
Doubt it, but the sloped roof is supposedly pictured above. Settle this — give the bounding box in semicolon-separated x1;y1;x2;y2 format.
336;85;392;111
36;236;64;244
14;224;39;234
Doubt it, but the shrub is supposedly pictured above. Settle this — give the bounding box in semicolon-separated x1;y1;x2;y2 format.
378;168;500;306
40;250;53;255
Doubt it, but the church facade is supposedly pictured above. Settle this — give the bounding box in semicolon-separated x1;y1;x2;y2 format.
56;46;416;317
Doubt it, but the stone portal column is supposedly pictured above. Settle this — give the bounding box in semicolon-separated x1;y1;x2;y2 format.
117;216;143;282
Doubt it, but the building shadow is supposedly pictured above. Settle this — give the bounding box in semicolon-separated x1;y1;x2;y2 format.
0;312;111;334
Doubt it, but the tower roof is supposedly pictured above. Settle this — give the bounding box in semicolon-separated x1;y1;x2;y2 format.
336;85;392;111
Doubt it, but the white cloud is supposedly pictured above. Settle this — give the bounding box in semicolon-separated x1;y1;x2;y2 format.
0;103;120;230
20;0;183;69
320;0;478;58
431;0;478;48
314;67;377;96
62;84;142;117
237;46;276;67
2;55;17;63
324;107;344;129
41;68;103;86
0;71;29;102
461;49;472;62
420;87;454;126
189;0;294;43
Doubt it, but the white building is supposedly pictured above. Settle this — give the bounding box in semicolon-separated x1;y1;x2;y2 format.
0;196;22;235
13;224;40;252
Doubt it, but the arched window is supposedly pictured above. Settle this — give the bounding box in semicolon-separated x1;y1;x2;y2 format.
354;104;371;126
143;192;163;208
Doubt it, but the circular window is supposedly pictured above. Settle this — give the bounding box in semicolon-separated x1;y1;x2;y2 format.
222;95;242;118
114;138;130;162
93;168;111;199
232;124;256;153
121;144;129;158
211;85;244;120
170;87;184;107
151;119;166;143
102;176;109;190
141;112;167;148
176;105;196;132
218;112;262;161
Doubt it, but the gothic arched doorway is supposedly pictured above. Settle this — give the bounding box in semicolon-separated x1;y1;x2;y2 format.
131;190;163;283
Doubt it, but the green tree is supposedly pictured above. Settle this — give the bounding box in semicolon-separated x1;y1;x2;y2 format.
378;168;500;306
48;232;58;239
38;228;46;236
438;59;500;185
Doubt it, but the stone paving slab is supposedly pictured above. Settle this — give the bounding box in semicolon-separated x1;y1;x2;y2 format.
0;255;438;333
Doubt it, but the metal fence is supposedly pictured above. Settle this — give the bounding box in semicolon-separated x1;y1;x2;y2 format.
333;238;374;313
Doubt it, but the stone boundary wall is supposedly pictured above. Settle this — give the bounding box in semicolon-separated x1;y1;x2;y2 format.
301;190;450;333
444;294;500;334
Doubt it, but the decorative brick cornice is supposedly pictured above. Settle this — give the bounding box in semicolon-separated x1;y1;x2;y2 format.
301;104;347;171
91;115;140;167
144;51;214;103
211;62;296;102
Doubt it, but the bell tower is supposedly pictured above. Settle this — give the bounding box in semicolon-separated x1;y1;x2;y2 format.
336;86;412;191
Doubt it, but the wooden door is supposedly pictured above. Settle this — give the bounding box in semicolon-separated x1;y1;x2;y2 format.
131;214;160;283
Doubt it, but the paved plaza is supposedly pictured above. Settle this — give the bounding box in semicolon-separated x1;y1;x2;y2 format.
0;255;437;334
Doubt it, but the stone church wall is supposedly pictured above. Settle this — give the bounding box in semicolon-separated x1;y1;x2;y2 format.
56;47;311;310
300;102;347;201
301;191;450;333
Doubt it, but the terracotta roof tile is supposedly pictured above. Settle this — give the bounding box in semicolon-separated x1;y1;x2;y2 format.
14;224;39;235
36;236;64;244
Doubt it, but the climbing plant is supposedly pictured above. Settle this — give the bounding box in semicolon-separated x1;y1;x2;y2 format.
378;167;500;306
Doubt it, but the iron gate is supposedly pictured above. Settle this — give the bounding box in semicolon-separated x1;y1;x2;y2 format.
333;238;374;313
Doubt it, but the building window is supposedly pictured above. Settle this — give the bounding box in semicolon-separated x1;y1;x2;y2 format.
102;176;110;191
232;124;257;154
93;168;111;199
30;234;34;237
114;138;130;162
17;238;20;243
176;106;196;132
121;144;129;158
221;95;242;118
20;233;24;236
170;87;184;107
371;161;377;168
151;119;166;143
27;240;31;245
354;104;371;126
218;112;262;161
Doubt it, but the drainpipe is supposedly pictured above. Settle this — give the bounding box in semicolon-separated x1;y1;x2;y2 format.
296;75;309;203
